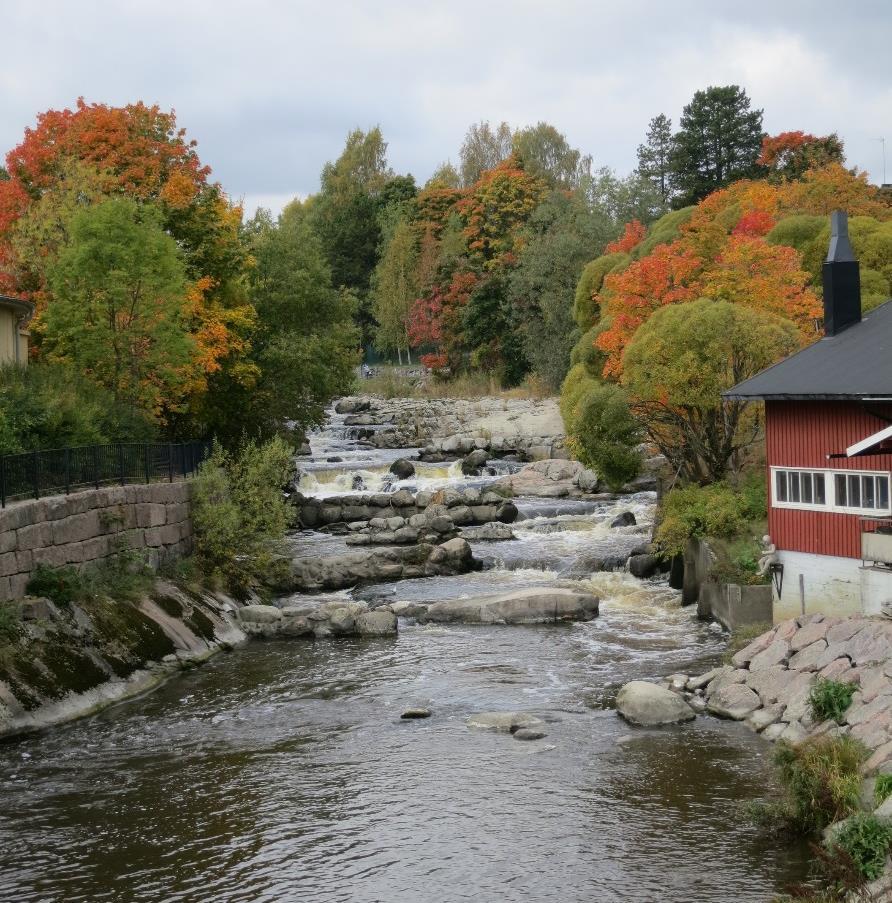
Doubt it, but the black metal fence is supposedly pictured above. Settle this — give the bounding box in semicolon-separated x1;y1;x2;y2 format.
0;441;213;508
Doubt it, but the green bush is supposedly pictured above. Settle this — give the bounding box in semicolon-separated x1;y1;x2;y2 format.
876;774;892;806
0;600;21;645
0;363;155;455
26;553;155;606
192;436;295;595
831;813;892;881
808;679;857;724
25;564;83;605
774;736;867;833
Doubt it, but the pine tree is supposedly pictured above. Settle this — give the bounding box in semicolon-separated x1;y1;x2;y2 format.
636;114;673;207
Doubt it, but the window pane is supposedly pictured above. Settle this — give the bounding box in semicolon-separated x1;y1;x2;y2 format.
835;474;847;507
776;471;788;503
879;477;890;511
862;475;875;509
790;472;801;502
848;474;861;508
814;473;826;505
802;473;813;503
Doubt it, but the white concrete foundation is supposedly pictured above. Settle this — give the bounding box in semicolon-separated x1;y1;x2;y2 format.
773;550;874;621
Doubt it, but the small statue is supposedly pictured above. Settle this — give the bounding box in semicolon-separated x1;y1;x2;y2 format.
756;534;778;576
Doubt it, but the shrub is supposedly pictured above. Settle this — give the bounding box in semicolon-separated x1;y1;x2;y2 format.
192;437;295;595
0;600;21;645
26;553;155;606
830;813;892;881
26;564;83;605
876;774;892;806
808;679;857;724
774;736;867;833
656;482;755;557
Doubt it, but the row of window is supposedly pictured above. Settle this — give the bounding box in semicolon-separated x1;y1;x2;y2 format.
773;468;891;514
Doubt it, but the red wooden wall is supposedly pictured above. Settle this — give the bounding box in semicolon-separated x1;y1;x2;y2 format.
765;400;892;559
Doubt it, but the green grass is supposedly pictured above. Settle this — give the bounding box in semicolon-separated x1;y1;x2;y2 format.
830;813;892;881
808;679;857;724
875;774;892;806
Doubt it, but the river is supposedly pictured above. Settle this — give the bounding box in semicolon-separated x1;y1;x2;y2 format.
0;408;810;902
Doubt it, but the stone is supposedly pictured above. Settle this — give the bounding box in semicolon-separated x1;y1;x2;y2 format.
610;511;636;528
615;680;696;726
746;703;786;732
707;684;762;720
460;522;515;541
355;610;398;636
845;694;892;727
496;501;519;523
18;596;60;622
789;619;830;652
826;619;865;645
762;722;787;741
706;668;748;697
576;469;599;492
419;588;599;625
875;794;892;818
401;708;431;719
819;657;856;682
749;639;790;672
864;741;892;774
666;673;688;693
238;605;283;624
467;712;545;733
461;449;488;475
389;458;416;480
687;667;727;691
779;721;808;744
788;639;828;671
628;554;660;579
513;728;547;741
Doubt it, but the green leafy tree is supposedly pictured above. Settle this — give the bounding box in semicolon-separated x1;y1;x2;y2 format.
426;162;462;189
636;113;673;207
669;85;764;206
512;122;591;190
459;120;513;187
622;298;798;482
45;197;193;420
371;215;418;361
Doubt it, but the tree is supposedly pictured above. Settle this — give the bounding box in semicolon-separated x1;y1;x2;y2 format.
459;121;513;187
669;86;764;206
622;299;799;483
426;162;461;189
758;131;845;181
637;114;673;206
44;198;194;419
512;122;591;189
371;215;418;360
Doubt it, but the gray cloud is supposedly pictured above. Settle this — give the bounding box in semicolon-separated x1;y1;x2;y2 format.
2;1;889;215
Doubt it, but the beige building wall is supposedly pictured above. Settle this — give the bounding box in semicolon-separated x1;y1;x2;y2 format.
0;307;29;365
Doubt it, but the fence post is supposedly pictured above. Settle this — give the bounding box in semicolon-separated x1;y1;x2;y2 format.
182;444;187;479
118;443;125;486
93;446;100;490
32;450;39;500
64;447;71;495
0;455;5;509
144;443;151;484
168;443;173;483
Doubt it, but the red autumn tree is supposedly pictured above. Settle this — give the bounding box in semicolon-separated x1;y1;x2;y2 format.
758;131;845;181
605;219;646;254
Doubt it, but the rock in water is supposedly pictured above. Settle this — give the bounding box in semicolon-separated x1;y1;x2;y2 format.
628;553;660;579
389;458;416;479
467;712;545;733
461;449;489;475
610;511;637;528
616;680;696;726
401;708;432;719
419;588;599;625
513;728;547;741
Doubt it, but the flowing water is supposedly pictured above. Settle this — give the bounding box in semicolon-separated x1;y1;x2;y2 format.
0;408;811;902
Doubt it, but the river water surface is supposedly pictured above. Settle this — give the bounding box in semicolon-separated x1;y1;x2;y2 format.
0;411;810;902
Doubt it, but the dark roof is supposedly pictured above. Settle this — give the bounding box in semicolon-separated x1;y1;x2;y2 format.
724;299;892;401
0;294;34;318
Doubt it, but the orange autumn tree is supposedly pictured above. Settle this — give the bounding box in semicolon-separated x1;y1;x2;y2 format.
0;99;254;423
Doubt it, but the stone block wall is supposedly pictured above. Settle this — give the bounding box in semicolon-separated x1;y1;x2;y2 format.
0;482;193;601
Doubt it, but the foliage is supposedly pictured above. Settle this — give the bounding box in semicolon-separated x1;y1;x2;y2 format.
622;299;799;482
605;220;646;255
459;121;513;187
0;363;155;454
44;197;193;419
875;774;892;806
564;381;642;490
773;736;867;834
512;122;591;190
371;214;418;355
808;679;856;724
758;131;845;182
656;481;765;557
830;813;892;882
191;438;295;594
573;252;629;330
0;600;20;645
26;552;155;606
669;85;764;206
636;113;673;207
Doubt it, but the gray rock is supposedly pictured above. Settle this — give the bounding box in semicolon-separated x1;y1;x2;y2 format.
513;728;547;741
401;708;431;719
707;684;762;720
628;553;660;579
616;680;696;726
389;458;416;479
576;468;599;492
746;703;786;732
238;604;283;624
610;511;637;528
467;712;545;733
355;609;398;636
496;501;519;523
460;522;515;541
687;667;728;691
461;449;488;475
788;639;828;671
19;596;60;622
749;639;790;671
419;588;599;625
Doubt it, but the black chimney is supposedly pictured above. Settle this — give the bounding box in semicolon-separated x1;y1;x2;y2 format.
823;209;861;336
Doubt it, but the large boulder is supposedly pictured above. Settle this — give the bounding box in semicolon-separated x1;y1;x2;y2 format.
418;587;599;625
707;684;762;720
616;680;696;726
461;448;489;476
355;609;398;636
389;458;416;479
628;553;660;579
467;711;545;733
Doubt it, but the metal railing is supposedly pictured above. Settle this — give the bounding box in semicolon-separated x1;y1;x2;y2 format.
0;441;213;508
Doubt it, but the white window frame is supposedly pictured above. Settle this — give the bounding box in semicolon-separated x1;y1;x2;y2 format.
770;466;892;516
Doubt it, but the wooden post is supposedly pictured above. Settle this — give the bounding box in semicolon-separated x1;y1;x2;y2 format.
799;573;806;617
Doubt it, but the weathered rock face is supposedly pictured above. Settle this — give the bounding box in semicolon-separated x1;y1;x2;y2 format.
418;587;599;625
616;680;696;726
291;538;476;592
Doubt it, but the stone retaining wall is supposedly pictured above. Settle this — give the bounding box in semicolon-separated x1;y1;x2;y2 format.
0;482;193;601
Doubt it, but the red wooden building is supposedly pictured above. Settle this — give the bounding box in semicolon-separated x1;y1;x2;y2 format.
726;211;892;618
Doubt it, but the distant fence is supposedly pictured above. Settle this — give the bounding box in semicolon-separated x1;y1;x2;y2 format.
0;441;213;508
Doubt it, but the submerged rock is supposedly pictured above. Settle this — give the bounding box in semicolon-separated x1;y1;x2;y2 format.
616;680;696;726
401;708;432;719
513;727;547;741
418;587;599;625
467;711;545;733
610;511;637;528
460;522;516;541
389;458;416;479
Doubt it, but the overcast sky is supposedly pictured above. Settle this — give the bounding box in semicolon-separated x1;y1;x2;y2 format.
2;1;890;216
